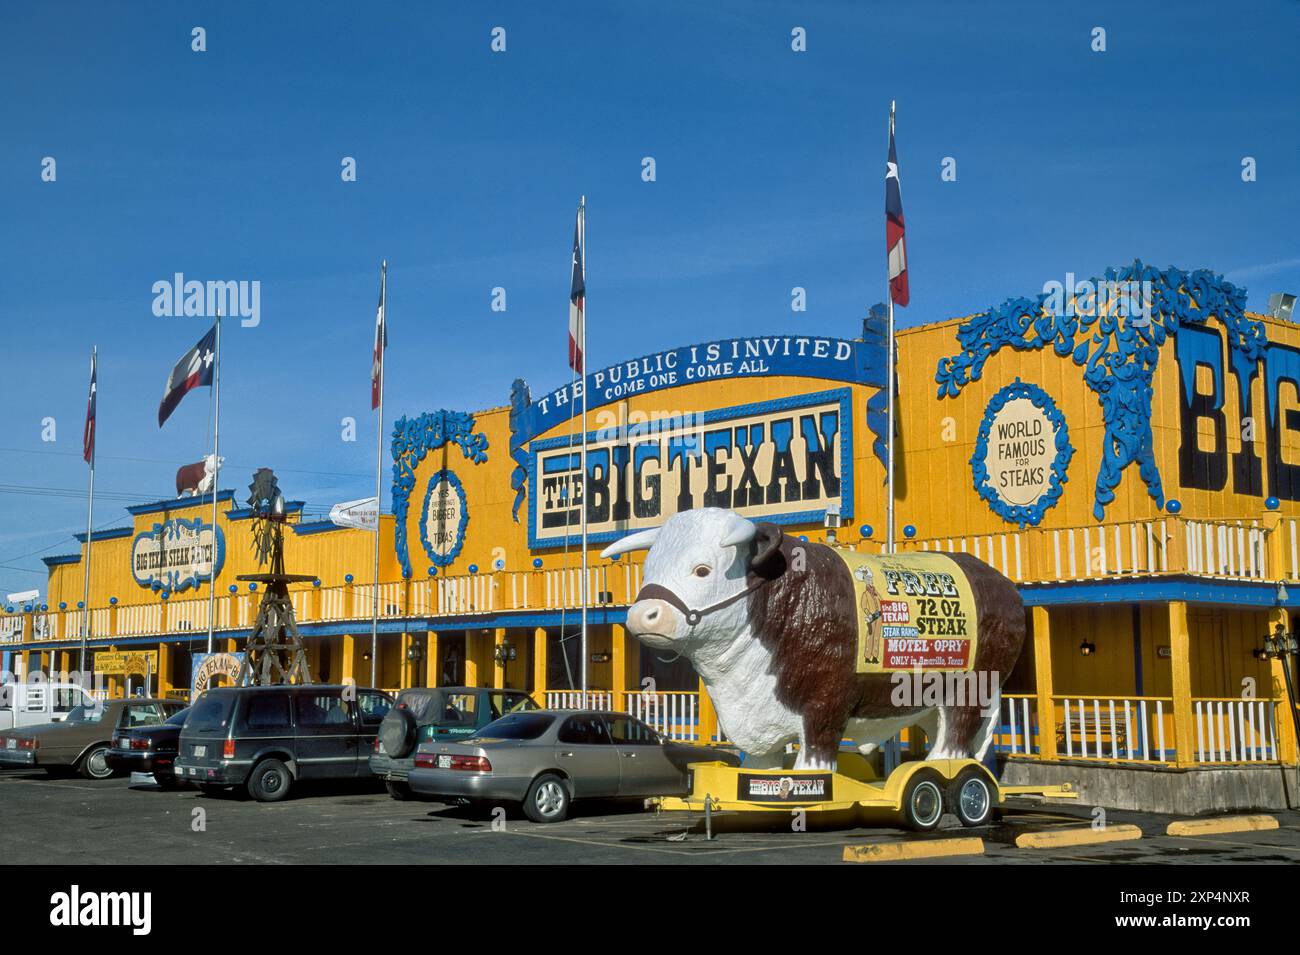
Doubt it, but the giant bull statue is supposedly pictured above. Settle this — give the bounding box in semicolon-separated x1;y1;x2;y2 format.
601;508;1025;770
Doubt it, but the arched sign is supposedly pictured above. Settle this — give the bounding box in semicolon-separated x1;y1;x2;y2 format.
130;518;225;592
971;380;1072;528
420;469;469;566
191;651;244;695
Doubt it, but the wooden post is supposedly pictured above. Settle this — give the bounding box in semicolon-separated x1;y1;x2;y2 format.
399;632;413;688
426;631;439;688
464;631;481;688
697;677;718;743
533;627;548;705
493;628;508;690
157;641;172;697
611;623;629;711
1169;601;1195;767
341;633;356;686
1031;605;1058;759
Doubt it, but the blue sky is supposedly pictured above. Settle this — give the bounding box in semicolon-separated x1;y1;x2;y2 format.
1;0;1298;594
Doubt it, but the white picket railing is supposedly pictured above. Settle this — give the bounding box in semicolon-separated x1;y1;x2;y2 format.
545;690;613;710
1194;698;1278;763
1057;695;1169;762
1000;694;1038;755
1185;521;1268;579
624;691;701;741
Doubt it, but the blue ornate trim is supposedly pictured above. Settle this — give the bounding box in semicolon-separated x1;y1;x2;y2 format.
971;380;1072;528
508;378;531;523
129;517;226;593
391;410;489;578
418;469;469;566
935;261;1267;520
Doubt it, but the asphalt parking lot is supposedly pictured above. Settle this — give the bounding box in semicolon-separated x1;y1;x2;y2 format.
3;768;1299;864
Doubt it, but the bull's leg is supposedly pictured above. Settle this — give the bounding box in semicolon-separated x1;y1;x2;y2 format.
794;721;839;771
969;684;1001;761
928;703;982;759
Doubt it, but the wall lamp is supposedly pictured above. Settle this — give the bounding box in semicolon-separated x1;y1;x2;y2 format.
493;641;517;666
1078;639;1096;657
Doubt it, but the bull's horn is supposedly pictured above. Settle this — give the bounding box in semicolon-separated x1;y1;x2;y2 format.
720;514;757;548
600;527;661;558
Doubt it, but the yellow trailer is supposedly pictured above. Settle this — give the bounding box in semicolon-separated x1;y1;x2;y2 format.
657;754;1075;831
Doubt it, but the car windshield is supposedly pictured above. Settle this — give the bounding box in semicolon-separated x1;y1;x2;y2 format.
65;704;110;724
187;693;234;731
473;712;554;740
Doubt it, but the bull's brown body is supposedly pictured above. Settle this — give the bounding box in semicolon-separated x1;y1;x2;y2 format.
746;535;1026;765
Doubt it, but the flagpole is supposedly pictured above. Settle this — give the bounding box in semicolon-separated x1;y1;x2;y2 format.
207;312;222;655
79;346;96;678
579;197;588;709
371;260;387;690
885;102;897;556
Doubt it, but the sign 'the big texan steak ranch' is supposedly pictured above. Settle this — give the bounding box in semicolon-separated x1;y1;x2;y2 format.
528;391;851;547
842;551;980;673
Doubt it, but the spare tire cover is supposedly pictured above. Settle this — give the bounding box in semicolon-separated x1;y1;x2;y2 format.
379;706;417;758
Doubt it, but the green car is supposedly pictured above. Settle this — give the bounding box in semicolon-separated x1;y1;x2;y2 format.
369;686;538;799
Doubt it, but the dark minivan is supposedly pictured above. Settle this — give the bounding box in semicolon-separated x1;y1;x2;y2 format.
174;685;393;801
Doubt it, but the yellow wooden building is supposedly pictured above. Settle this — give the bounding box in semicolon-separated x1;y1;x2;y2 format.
4;260;1298;810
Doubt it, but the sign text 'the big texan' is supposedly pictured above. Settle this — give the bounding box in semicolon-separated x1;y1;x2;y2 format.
527;390;853;548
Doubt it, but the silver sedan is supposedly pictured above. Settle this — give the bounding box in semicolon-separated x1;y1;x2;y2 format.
407;709;740;822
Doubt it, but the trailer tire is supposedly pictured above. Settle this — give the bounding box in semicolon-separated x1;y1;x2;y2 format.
899;769;946;831
947;767;995;828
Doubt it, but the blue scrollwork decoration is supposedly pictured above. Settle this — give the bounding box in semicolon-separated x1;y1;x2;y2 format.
935;261;1267;520
508;378;531;523
971;380;1072;528
392;410;489;578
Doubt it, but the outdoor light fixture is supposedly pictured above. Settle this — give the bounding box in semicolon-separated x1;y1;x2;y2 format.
1260;622;1300;746
1278;580;1289;604
493;641;517;666
1079;639;1096;657
405;642;424;663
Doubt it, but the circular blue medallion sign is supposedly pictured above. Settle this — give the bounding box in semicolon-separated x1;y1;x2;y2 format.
419;469;468;566
971;379;1072;528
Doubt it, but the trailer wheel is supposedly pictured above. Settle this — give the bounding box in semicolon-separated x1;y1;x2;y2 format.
899;769;946;831
947;767;994;828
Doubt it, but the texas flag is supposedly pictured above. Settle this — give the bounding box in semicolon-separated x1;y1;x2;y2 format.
885;104;909;308
82;349;97;465
568;199;585;374
372;262;387;410
158;325;216;427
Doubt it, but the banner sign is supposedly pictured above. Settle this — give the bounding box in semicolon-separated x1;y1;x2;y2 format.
94;650;158;677
420;470;469;566
131;517;225;593
842;551;980;673
190;651;244;696
971;381;1071;527
528;389;853;548
328;497;378;531
512;336;878;452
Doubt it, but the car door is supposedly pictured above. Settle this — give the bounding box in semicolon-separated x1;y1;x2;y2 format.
604;715;686;796
292;689;358;779
554;714;620;799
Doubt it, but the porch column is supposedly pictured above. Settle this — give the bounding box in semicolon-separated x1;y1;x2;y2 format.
1268;607;1298;765
426;632;439;688
1031;606;1058;759
341;633;356;685
697;677;718;744
611;623;631;711
1168;601;1195;768
493;628;508;690
533;627;548;705
464;631;481;687
399;632;414;688
157;641;172;697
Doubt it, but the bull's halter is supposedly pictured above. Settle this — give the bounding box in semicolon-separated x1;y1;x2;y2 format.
634;576;774;628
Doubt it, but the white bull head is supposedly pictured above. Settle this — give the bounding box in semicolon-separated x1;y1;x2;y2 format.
601;508;781;656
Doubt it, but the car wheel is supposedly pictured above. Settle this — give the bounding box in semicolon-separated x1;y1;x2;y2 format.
523;773;570;824
247;758;293;802
385;780;414;801
378;707;418;759
947;767;995;828
78;745;115;780
898;768;946;832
